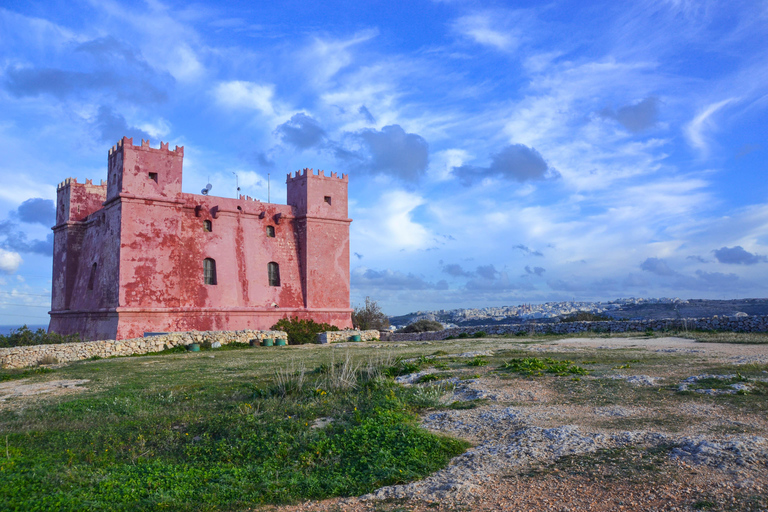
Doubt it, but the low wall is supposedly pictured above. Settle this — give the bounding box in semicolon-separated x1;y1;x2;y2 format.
317;329;380;344
390;315;768;341
0;330;287;369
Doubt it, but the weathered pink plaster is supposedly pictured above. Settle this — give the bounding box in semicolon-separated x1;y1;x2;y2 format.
49;137;352;340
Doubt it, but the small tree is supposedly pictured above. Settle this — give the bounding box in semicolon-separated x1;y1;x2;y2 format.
352;296;390;331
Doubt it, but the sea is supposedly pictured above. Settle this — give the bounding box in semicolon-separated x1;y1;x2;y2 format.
0;324;48;336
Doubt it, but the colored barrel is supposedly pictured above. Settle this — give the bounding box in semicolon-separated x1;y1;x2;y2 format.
275;339;287;346
350;334;362;342
261;338;274;347
188;343;200;352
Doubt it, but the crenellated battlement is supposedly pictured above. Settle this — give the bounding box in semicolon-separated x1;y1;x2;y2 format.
57;177;108;191
238;195;263;202
108;137;184;158
286;168;348;183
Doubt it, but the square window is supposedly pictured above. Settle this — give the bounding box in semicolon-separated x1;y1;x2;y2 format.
324;196;332;205
148;172;158;182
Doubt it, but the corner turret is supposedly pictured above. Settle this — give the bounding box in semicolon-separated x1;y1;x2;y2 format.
107;137;184;202
286;168;348;220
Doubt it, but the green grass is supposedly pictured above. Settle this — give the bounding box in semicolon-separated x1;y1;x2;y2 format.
499;357;589;377
0;367;55;383
0;352;469;511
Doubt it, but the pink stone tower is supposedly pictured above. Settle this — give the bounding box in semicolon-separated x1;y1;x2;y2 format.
49;137;352;340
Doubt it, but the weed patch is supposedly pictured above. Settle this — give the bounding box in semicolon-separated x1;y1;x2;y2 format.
0;366;54;382
499;357;589;377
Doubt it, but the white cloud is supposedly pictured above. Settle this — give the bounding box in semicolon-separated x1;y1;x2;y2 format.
685;97;739;155
138;118;171;138
428;148;470;181
166;43;204;82
212;81;278;118
88;0;207;83
452;13;518;51
0;249;22;273
300;30;378;86
352;190;433;252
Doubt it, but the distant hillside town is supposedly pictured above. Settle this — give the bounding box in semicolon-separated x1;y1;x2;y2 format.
388;298;768;330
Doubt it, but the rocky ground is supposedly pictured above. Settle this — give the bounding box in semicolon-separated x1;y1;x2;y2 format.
270;337;768;512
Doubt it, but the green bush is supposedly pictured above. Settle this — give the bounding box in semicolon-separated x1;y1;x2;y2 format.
271;317;339;345
0;325;81;348
398;319;444;333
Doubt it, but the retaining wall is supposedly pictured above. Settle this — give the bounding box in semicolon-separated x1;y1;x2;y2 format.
0;330;287;369
317;329;380;344
390;315;768;341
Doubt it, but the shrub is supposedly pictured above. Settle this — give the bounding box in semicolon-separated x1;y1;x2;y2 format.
0;325;81;348
399;319;444;333
352;296;390;331
271;317;339;345
560;312;612;322
473;331;487;338
39;354;59;365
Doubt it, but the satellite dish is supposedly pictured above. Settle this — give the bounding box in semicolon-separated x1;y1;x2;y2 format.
201;183;212;195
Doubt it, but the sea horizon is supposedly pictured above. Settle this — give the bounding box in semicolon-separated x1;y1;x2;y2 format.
0;324;48;336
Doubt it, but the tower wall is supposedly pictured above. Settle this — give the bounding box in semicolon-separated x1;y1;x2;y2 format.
49;178;121;340
287;169;352;324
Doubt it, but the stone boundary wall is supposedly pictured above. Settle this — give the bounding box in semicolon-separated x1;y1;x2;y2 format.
390;315;768;341
317;329;380;344
0;330;287;369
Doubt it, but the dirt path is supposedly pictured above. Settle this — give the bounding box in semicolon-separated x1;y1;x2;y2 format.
271;337;768;512
551;336;768;362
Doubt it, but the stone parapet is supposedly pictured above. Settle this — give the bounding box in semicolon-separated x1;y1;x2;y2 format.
317;329;380;344
389;315;768;341
0;330;287;369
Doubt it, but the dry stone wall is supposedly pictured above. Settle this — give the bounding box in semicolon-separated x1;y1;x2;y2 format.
317;329;380;344
0;330;287;369
390;315;768;341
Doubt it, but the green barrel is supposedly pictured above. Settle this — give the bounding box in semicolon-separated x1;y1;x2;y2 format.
261;338;274;347
350;334;362;342
275;339;287;346
188;343;200;352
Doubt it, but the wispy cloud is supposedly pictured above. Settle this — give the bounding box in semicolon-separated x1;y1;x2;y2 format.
451;12;519;52
685;98;738;155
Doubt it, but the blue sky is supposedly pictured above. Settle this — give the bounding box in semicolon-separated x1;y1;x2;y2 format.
0;0;767;324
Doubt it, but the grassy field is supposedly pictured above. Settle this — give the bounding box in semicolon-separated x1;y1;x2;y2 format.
0;344;473;511
1;333;767;511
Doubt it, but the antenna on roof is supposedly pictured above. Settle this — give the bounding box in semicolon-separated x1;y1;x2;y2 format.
201;177;212;196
